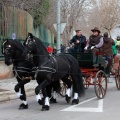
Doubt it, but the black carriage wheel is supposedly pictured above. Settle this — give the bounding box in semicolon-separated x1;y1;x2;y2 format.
58;80;67;97
83;77;89;89
94;70;107;99
115;66;120;90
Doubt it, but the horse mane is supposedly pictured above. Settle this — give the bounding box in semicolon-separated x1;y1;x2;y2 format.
7;39;24;51
33;36;49;54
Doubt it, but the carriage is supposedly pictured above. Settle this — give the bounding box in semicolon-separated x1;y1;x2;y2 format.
59;52;108;99
70;52;108;99
112;54;120;90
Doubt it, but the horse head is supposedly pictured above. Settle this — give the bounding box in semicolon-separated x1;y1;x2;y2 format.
2;39;24;65
22;33;36;60
2;40;15;65
23;33;49;62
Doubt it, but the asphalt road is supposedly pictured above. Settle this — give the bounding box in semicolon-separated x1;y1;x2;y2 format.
0;78;120;120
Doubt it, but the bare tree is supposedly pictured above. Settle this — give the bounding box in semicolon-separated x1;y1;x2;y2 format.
87;0;120;36
0;0;50;26
60;0;88;44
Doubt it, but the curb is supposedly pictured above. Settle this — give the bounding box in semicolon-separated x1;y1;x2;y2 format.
0;89;35;102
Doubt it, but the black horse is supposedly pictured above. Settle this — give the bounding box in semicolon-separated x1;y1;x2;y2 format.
2;39;35;109
22;33;85;111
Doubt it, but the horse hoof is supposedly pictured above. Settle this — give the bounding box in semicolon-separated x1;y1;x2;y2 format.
41;105;50;111
65;95;71;103
72;99;79;105
38;99;43;105
19;103;28;110
50;97;57;103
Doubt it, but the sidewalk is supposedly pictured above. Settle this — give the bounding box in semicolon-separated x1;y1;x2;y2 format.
0;77;37;102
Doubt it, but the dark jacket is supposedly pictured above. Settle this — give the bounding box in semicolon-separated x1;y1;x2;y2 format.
87;35;103;52
102;37;113;56
70;35;86;52
89;35;102;46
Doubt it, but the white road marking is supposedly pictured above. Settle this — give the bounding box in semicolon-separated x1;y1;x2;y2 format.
61;97;103;112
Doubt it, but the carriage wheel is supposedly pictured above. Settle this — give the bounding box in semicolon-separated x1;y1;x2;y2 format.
58;80;67;97
115;66;120;90
94;70;107;99
83;77;89;89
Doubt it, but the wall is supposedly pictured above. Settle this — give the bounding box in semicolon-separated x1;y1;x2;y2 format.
34;25;55;47
0;6;55;55
0;6;33;40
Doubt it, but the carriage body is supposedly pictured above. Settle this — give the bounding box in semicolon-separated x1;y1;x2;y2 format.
69;53;108;99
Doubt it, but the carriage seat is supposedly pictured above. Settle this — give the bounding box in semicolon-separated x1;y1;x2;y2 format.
70;53;93;68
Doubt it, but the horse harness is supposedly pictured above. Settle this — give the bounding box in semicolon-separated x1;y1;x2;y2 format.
13;54;58;81
33;54;58;80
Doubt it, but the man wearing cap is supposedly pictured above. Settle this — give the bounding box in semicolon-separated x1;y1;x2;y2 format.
85;27;103;63
69;30;86;53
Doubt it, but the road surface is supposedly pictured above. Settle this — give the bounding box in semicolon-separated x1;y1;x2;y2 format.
0;78;120;120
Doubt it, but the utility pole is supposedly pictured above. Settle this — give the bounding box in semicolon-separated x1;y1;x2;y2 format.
56;0;61;53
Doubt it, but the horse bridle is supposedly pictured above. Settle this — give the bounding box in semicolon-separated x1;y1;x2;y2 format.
3;45;13;55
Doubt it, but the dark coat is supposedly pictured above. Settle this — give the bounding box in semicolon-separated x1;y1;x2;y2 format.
70;35;86;52
102;37;113;56
89;35;102;46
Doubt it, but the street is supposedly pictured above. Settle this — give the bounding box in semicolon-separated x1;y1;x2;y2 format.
0;77;120;120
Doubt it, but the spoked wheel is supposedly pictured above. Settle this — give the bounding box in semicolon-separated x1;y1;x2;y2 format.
58;80;67;97
83;77;89;89
94;70;107;99
115;66;120;90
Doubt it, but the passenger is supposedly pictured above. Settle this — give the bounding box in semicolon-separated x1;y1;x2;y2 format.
69;30;86;53
102;32;114;77
84;27;103;64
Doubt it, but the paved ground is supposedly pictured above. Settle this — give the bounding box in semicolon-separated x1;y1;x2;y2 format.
0;77;37;101
0;76;120;120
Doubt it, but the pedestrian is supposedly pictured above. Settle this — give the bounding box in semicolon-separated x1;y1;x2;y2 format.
46;44;53;54
84;27;103;64
69;30;86;53
60;44;66;53
53;46;57;55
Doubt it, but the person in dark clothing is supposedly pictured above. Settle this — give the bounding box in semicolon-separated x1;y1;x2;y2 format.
53;46;57;55
69;30;86;53
61;44;66;53
102;32;114;77
84;27;103;64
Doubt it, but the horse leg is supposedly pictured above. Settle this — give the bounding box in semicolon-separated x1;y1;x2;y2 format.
46;83;55;103
41;88;50;111
35;80;43;105
49;81;60;103
19;86;28;109
35;80;48;106
14;77;30;109
71;75;80;105
62;76;72;103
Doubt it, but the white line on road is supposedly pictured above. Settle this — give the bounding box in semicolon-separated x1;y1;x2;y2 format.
61;97;103;112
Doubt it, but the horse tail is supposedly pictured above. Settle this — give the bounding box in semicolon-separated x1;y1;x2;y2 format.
77;69;85;97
